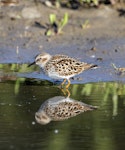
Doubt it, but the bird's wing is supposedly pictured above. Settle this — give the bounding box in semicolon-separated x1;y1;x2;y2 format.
50;55;85;76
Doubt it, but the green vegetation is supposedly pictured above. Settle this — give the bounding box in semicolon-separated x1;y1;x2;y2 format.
0;63;34;73
46;13;68;36
71;82;125;116
0;63;36;94
0;63;52;94
81;19;90;29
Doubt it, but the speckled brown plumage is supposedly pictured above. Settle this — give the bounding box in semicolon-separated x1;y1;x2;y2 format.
44;55;95;77
35;96;98;124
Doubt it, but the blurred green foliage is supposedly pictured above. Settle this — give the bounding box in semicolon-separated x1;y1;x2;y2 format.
70;82;125;116
0;63;35;94
46;13;68;36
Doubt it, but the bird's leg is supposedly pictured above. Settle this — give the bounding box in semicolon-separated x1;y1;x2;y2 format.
60;79;66;88
65;79;71;89
61;88;66;96
66;88;71;97
61;88;71;97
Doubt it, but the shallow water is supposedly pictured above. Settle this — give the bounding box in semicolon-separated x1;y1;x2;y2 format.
0;79;125;150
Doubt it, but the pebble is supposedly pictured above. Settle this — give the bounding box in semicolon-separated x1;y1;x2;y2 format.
22;7;41;19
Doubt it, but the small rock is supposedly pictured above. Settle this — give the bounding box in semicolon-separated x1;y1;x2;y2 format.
22;7;41;19
44;0;53;8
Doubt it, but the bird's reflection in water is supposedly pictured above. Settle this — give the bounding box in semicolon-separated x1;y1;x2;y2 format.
35;94;98;125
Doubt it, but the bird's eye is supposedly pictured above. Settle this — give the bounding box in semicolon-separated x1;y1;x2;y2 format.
37;58;42;62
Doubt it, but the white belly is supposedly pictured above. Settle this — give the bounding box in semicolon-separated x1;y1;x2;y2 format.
44;66;75;80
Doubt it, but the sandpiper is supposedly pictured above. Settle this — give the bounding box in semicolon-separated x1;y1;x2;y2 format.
35;96;98;125
29;52;97;88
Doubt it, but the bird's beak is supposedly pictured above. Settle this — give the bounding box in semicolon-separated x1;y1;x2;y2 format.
28;61;35;67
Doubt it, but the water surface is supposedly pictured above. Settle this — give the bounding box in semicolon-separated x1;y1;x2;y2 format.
0;79;125;150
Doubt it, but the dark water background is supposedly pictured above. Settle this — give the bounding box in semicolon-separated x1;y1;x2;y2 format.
0;78;125;150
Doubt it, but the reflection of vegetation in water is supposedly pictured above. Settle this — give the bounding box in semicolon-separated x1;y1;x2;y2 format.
71;82;125;100
14;78;25;94
0;63;36;73
71;82;125;116
0;63;36;94
11;64;36;94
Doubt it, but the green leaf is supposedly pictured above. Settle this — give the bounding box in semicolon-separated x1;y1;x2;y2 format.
92;0;98;5
82;19;90;29
60;13;68;29
46;29;53;36
49;14;56;24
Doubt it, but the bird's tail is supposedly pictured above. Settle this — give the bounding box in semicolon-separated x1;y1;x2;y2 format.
81;103;99;112
90;64;98;69
83;64;98;71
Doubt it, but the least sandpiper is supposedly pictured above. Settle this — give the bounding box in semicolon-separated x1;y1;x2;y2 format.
29;52;97;88
35;96;98;125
